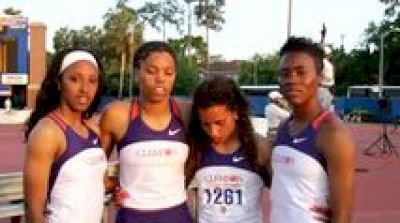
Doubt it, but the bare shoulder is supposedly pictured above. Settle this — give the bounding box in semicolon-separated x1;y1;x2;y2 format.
27;118;65;155
100;100;131;126
318;114;356;158
320;114;352;139
103;100;131;114
100;100;131;138
28;118;64;144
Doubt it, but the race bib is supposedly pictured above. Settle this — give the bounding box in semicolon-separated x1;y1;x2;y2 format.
202;185;244;206
200;173;245;216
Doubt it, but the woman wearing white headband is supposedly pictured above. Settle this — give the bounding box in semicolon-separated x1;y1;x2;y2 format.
24;48;106;223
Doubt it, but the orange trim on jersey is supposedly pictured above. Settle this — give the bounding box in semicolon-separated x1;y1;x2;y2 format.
170;98;182;123
130;98;182;122
130;99;140;120
312;110;333;129
47;112;67;131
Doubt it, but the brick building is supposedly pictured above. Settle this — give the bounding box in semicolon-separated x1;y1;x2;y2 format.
0;16;46;108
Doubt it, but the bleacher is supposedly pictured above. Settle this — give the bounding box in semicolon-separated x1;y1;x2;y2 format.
0;163;117;222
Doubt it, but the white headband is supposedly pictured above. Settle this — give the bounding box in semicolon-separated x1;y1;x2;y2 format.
59;50;98;74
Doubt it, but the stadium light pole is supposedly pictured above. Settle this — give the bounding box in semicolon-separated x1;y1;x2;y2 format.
118;50;126;99
119;23;135;99
378;28;400;98
126;23;135;98
287;0;293;38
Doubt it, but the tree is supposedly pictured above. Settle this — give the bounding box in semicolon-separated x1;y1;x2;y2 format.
102;0;144;97
168;37;201;95
53;27;78;52
380;0;400;17
194;0;225;31
239;53;279;86
103;0;142;60
3;7;22;16
193;0;225;64
361;11;400;86
333;48;379;95
137;0;185;40
168;35;207;65
53;26;105;55
174;56;200;95
52;26;109;74
325;1;400;95
52;0;145;96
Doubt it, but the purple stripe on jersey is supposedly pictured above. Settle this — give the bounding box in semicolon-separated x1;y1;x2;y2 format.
116;202;192;223
117;116;187;152
48;128;100;198
200;145;253;172
275;120;327;171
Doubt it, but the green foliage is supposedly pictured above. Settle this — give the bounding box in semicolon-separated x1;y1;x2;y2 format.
53;26;105;56
102;0;144;77
379;0;400;17
332;48;379;95
137;0;184;36
168;37;201;95
238;1;400;96
103;73;121;96
194;0;225;31
168;35;208;65
53;0;144;79
333;2;400;95
103;72;137;97
102;0;142;56
239;53;278;85
3;7;22;16
174;56;200;95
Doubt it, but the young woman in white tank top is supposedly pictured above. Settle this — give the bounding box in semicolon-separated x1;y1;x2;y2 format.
186;76;271;223
100;41;192;223
24;49;106;223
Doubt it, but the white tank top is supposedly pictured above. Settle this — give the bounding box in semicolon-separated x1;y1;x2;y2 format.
191;146;265;223
116;100;189;210
46;113;107;223
271;111;332;223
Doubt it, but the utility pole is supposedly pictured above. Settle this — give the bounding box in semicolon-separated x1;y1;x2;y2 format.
127;23;135;98
119;51;126;99
205;0;210;75
253;60;258;85
162;19;166;41
186;0;193;65
378;28;400;98
340;34;345;51
287;0;293;38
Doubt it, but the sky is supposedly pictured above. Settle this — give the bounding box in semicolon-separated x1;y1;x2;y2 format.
0;0;387;60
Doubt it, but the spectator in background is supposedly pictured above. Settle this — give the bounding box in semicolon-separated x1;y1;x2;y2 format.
265;91;290;142
318;45;335;111
4;97;12;113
